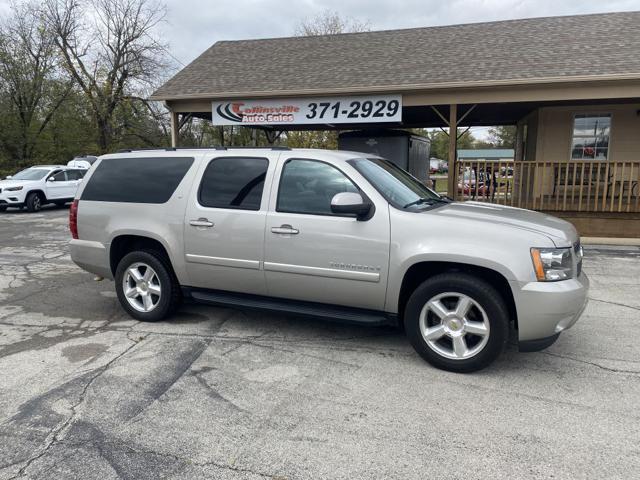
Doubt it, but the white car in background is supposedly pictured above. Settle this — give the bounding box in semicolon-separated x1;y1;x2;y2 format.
0;166;86;212
67;155;98;170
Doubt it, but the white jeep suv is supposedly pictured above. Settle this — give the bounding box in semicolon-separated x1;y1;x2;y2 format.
0;165;86;212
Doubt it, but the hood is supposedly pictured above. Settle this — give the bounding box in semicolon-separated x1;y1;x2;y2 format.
0;179;36;189
432;201;577;247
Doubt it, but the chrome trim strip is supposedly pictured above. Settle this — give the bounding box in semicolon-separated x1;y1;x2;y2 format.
185;254;260;270
264;261;380;283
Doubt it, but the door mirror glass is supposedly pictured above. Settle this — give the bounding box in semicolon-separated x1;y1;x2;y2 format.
330;192;371;219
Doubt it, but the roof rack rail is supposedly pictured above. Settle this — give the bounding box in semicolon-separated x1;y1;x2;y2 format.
114;146;291;153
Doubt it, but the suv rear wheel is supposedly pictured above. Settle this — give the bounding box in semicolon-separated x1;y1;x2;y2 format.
115;250;181;321
404;272;509;373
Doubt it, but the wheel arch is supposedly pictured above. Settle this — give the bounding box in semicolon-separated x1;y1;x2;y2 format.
109;234;175;278
27;189;47;201
396;261;518;329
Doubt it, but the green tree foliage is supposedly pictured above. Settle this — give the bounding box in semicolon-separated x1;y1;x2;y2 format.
487;125;517;148
427;129;481;160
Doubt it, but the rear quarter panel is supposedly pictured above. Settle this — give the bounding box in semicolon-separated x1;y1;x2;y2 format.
74;153;203;283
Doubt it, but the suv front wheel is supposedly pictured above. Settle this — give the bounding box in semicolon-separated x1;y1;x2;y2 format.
404;272;509;373
26;192;43;212
115;250;181;321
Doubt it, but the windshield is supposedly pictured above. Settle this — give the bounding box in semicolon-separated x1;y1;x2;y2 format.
348;157;442;210
9;168;49;181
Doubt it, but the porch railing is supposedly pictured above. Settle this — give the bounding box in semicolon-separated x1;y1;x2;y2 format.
454;160;640;213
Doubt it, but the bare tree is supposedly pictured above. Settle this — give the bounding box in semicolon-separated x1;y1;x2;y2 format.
43;0;168;152
0;1;73;166
294;9;370;36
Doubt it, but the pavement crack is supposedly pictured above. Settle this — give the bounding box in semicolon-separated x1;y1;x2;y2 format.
588;297;640;312
542;351;640;375
197;459;276;479
6;335;146;480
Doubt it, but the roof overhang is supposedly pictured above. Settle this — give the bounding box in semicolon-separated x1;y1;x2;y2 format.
150;73;640;102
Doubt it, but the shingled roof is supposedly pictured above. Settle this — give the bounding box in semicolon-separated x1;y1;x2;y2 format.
151;12;640;101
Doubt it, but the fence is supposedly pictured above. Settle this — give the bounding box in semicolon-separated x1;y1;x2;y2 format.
455;160;640;213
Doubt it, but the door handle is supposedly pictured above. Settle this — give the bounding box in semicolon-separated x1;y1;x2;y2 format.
271;224;299;235
189;218;214;228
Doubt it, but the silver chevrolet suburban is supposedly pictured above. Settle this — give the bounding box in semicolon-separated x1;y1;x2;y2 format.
69;148;589;372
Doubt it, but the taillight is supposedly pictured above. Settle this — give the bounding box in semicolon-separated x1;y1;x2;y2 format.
69;200;79;239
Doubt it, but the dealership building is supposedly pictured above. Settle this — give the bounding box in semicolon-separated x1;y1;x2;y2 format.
151;12;640;237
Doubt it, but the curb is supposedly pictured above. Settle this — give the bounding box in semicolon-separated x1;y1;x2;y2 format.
581;237;640;246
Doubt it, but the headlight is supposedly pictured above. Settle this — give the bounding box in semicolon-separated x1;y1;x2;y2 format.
5;186;23;191
530;247;573;281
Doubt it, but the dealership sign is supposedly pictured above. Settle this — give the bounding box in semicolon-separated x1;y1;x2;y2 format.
211;94;402;126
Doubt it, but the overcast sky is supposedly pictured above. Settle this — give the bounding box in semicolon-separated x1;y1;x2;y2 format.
161;0;640;66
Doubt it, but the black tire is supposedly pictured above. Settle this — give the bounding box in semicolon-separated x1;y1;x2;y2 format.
404;272;509;373
115;250;181;322
26;192;43;212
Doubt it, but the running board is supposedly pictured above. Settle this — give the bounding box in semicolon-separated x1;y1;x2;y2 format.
184;287;397;326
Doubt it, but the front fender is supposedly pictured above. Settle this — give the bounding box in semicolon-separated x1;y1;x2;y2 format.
385;208;553;313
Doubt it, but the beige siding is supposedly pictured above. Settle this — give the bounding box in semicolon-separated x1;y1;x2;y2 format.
535;103;640;162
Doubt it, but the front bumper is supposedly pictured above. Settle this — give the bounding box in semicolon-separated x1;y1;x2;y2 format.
0;192;27;207
511;271;589;350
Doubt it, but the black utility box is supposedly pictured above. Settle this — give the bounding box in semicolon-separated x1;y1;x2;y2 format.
338;129;431;183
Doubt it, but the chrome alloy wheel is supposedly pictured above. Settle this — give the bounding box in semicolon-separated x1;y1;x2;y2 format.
122;262;162;313
32;195;41;211
419;292;490;360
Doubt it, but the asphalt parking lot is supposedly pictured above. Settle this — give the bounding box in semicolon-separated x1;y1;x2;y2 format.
1;207;639;480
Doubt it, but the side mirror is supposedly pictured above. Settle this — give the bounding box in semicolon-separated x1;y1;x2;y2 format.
47;177;55;182
330;192;372;220
5;175;12;179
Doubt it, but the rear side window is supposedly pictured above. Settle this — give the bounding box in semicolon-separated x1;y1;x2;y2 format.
66;170;85;180
81;157;194;203
198;157;268;210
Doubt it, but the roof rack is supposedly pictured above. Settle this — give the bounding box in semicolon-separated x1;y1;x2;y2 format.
116;146;291;153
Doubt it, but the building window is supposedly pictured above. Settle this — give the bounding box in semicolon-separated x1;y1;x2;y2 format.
571;114;611;160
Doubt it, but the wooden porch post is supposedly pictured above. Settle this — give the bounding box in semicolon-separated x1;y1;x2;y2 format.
447;104;458;198
170;110;179;148
514;122;525;162
512;121;525;207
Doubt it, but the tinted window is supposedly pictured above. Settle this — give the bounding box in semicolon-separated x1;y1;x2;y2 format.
50;171;67;182
198;157;268;210
66;170;85;180
277;159;358;215
349;157;440;209
81;157;193;203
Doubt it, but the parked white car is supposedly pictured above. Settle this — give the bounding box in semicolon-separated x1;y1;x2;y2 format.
67;155;98;170
0;165;86;212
